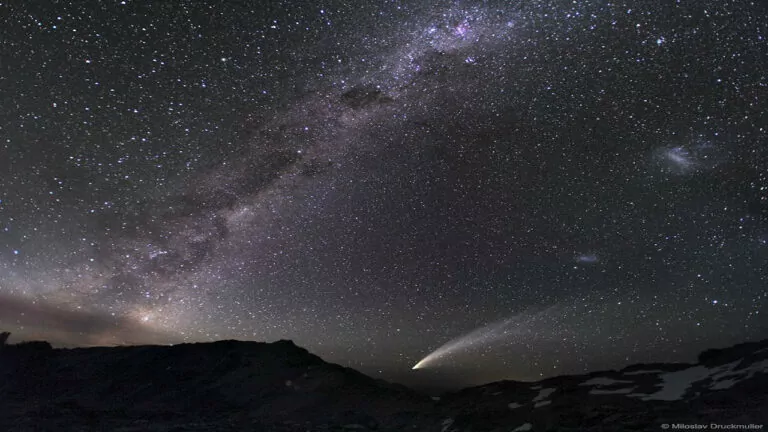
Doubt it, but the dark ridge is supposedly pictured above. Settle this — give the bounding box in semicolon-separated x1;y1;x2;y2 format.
619;362;692;373
4;340;53;351
698;338;768;366
1;336;766;431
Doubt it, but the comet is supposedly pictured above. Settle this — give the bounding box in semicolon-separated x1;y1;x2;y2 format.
412;306;558;370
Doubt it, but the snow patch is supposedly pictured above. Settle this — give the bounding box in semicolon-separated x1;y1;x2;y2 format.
513;423;533;431
710;359;768;390
529;387;555;407
630;366;711;401
532;387;555;402
580;377;633;386
711;378;739;391
441;418;454;432
629;361;741;401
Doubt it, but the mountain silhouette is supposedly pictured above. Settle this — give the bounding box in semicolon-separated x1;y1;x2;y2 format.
1;336;766;431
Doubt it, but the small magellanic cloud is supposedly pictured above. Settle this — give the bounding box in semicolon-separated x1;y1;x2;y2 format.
575;254;599;264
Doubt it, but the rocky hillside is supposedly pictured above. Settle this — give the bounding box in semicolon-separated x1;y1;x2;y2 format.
1;337;766;431
437;339;768;431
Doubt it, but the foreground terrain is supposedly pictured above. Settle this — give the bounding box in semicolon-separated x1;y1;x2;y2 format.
1;337;766;431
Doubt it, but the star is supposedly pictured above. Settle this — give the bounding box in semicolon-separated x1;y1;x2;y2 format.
0;0;766;390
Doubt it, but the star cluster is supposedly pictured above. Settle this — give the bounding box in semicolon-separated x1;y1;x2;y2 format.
1;0;767;389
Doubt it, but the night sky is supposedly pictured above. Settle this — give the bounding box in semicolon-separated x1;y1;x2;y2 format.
1;0;767;390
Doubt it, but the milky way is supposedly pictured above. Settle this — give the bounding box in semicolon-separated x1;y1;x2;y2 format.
1;0;767;388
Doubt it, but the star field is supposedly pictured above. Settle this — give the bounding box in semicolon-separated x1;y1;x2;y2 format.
1;0;767;389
